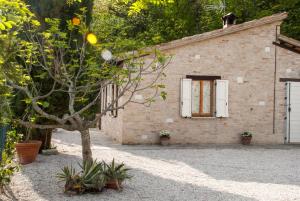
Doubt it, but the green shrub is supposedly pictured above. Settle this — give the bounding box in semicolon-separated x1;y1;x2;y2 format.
103;158;131;183
0;129;22;193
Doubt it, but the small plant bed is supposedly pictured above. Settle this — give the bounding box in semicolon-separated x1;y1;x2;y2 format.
57;159;131;195
241;131;253;145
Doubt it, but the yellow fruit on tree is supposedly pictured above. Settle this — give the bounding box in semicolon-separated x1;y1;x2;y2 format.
87;33;98;45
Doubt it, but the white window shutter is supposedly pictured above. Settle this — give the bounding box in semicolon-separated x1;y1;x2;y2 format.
181;78;192;118
216;80;229;117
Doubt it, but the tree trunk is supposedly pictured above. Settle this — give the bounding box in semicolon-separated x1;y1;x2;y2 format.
80;129;93;162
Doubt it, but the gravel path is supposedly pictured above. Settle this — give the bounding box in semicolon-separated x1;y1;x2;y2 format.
1;129;300;201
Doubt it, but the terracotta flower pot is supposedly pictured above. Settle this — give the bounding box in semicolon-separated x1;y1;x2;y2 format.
241;136;252;145
15;140;42;165
106;179;122;190
160;136;170;146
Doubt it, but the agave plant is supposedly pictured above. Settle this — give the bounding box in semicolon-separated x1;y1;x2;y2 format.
57;165;84;194
57;160;106;194
103;159;131;190
79;160;106;192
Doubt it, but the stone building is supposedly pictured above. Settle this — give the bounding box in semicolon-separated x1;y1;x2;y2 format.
101;12;300;144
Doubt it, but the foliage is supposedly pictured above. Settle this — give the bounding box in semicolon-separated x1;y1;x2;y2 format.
57;160;106;194
0;86;12;125
93;0;300;51
159;130;170;138
57;159;131;194
93;0;207;49
103;158;131;182
0;129;22;192
241;131;253;137
0;0;39;125
0;160;18;193
79;160;106;191
0;0;169;162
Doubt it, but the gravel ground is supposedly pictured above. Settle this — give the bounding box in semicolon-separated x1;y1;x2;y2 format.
1;129;300;201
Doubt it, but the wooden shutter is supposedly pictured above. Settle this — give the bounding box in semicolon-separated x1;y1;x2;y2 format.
216;80;229;117
107;84;112;106
181;78;192;118
113;85;118;117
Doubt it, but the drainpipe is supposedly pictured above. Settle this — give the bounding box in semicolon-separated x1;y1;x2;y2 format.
273;25;280;134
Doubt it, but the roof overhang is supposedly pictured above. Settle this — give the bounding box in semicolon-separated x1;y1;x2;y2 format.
273;34;300;54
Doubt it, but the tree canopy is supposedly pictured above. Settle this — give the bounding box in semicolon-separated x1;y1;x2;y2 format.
0;0;169;162
92;0;300;52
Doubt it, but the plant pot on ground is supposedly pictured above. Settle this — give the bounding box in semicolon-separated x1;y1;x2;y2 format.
104;159;131;190
15;129;42;165
241;131;253;145
159;130;171;146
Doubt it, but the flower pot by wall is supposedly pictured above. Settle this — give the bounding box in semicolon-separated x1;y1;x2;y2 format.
15;140;42;165
160;137;170;146
241;136;252;145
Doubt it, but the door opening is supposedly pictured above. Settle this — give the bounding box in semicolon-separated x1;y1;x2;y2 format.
286;82;300;143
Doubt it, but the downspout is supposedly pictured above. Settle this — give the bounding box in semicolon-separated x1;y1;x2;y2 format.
273;25;280;134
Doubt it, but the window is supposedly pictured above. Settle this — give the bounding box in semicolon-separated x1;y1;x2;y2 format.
100;83;118;117
181;76;229;118
192;80;214;117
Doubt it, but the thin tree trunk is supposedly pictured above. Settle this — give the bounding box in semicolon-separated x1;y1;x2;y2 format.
80;129;93;162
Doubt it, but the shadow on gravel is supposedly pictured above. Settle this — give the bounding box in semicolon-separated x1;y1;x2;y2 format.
10;152;257;201
7;129;295;201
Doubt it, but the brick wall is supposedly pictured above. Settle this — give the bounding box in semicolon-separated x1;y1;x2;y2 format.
102;21;300;145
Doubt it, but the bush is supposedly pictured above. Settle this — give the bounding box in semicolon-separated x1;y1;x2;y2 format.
0;129;22;193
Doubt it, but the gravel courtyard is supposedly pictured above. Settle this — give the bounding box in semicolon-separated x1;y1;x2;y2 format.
1;129;300;201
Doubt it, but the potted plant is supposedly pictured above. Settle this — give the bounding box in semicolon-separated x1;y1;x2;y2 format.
57;160;106;195
15;128;42;165
241;131;253;145
159;130;171;146
103;159;131;190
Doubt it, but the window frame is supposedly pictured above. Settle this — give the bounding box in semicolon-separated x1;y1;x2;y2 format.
187;75;220;118
192;80;214;117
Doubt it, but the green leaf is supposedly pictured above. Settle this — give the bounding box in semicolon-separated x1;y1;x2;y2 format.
3;21;12;29
160;91;167;100
0;23;6;30
42;101;50;108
